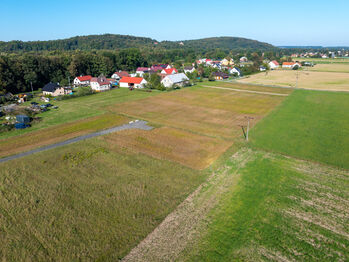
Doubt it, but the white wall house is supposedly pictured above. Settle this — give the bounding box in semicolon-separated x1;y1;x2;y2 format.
90;76;111;91
184;66;195;74
119;77;147;88
269;60;279;70
161;73;189;88
73;75;92;87
229;67;241;76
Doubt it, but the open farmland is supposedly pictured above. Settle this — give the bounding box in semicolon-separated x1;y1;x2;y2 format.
307;63;349;73
0;137;207;261
112;86;286;139
238;69;349;91
180;149;349;262
250;89;349;169
292;57;349;64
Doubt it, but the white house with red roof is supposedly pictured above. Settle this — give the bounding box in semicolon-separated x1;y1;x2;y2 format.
136;67;151;76
90;76;111;91
111;71;130;80
269;60;279;70
282;62;301;69
119;77;147;88
73;75;92;87
161;68;178;75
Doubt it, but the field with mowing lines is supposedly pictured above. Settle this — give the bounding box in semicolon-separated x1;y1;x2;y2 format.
251;89;349;169
112;86;286;139
103;127;231;169
238;70;349;91
0;113;129;158
182;149;349;262
0;138;207;261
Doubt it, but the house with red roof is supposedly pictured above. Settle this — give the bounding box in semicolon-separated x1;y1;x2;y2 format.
111;71;130;80
90;76;111;91
119;77;147;89
161;68;178;75
269;60;279;70
73;75;92;87
282;62;301;69
136;67;151;76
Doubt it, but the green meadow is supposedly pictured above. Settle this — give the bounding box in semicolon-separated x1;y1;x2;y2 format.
250;89;349;169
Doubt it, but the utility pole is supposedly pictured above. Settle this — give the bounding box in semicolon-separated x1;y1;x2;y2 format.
296;71;299;89
245;116;254;141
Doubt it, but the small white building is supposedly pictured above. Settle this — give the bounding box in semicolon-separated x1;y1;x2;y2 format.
90;76;111;91
73;75;92;87
135;67;150;77
161;68;178;75
184;66;195;74
119;77;147;88
161;73;189;88
282;62;301;69
229;67;241;76
111;71;130;80
269;60;279;70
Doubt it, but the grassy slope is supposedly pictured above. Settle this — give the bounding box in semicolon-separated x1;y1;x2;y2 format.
0;88;157;139
250;89;349;169
0;137;207;261
184;149;349;261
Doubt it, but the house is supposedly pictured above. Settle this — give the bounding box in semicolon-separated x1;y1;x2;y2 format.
240;56;248;62
213;72;229;80
229;67;241;76
119;77;147;88
282;62;301;69
184;66;195;74
259;66;267;71
221;58;234;66
269;60;279;70
73;75;92;87
42;83;71;96
136;67;151;76
151;64;171;71
161;68;178;75
90;76;111;91
111;71;130;80
161;73;189;88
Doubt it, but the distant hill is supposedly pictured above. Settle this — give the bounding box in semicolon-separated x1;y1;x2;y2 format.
162;37;274;50
0;34;274;52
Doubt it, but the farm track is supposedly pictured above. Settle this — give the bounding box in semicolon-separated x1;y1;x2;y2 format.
122;148;253;262
202;85;290;96
0;120;153;164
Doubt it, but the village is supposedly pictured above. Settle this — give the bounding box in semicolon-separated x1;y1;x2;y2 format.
0;55;315;132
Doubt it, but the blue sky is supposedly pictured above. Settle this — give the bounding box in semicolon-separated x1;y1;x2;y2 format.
1;0;348;46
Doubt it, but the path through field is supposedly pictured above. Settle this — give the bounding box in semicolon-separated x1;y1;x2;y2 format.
0;120;153;164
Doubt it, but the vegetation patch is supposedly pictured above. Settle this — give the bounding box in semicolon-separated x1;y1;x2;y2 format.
0;113;129;158
250;89;349;169
103;127;232;169
238;69;349;91
181;149;349;261
0;138;207;261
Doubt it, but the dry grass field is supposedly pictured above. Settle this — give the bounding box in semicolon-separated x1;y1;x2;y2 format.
307;63;349;73
105;86;286;169
0;113;129;158
111;87;285;139
103;127;231;170
239;70;349;91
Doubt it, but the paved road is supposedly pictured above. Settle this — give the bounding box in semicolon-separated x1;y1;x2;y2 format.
0;120;153;164
202;85;289;96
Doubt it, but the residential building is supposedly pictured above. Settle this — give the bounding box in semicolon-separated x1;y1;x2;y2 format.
161;73;189;88
90;76;111;91
161;68;178;75
184;66;195;74
269;60;279;70
213;72;229;80
119;77;147;88
111;71;130;80
73;75;92;87
42;83;71;96
229;67;241;76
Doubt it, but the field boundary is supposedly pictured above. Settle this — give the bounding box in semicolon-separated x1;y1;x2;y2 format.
202;85;290;96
